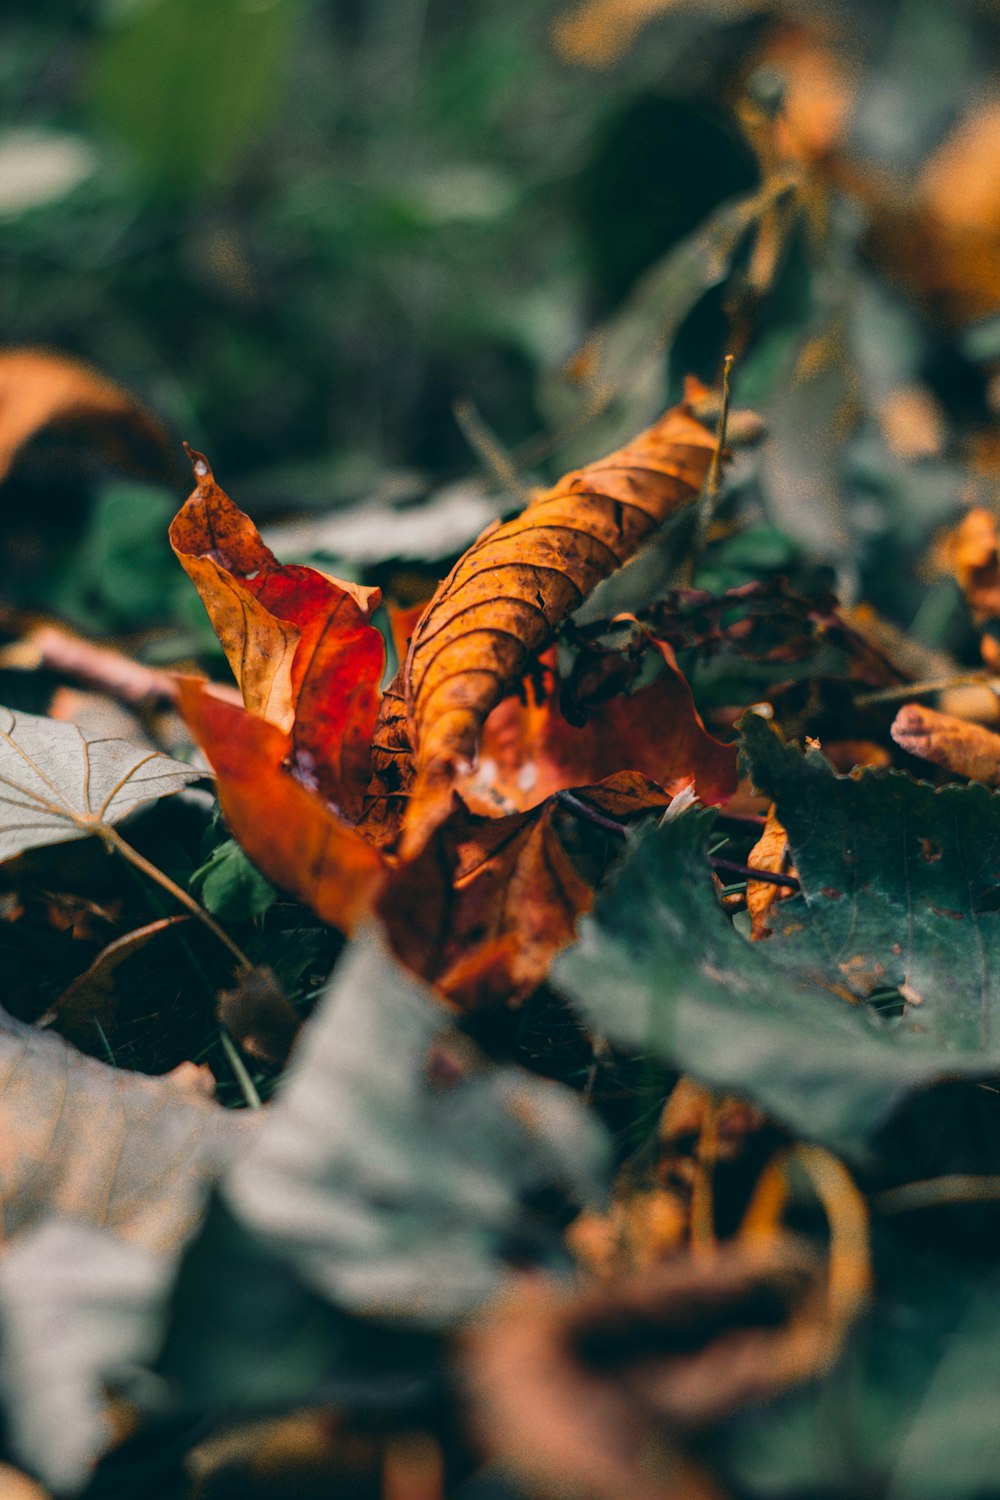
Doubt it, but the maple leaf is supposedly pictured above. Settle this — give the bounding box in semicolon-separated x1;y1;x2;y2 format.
171;450;385;819
0;704;200;862
397;387;721;853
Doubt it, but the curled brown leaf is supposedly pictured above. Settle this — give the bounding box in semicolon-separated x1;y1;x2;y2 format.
891;702;1000;786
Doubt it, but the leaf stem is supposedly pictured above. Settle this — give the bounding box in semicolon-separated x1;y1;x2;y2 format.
871;1174;1000;1214
684;353;735;583
99;825;253;973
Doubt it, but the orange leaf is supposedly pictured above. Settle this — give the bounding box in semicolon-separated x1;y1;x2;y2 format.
0;349;172;485
170;451;385;819
940;506;1000;621
399;388;720;852
462;637;736;817
745;805;793;941
177;679;386;933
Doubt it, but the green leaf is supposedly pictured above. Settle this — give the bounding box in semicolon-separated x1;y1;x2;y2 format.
742;712;1000;1050
0;705;200;862
225;930;611;1324
189;837;278;921
553;721;1000;1154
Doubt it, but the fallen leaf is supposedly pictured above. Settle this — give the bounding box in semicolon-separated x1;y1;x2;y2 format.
464;1242;822;1500
177;679;386;933
50;914;189;1048
381;796;594;1008
459;635;736;818
217;965;302;1069
0;349;172;485
0;1004;252;1255
171;450;384;818
0;623;180;707
745;805;792;940
552;0;756;67
225;931;610;1324
0;703;200;863
399;390;720;852
940;506;1000;620
891;703;1000;786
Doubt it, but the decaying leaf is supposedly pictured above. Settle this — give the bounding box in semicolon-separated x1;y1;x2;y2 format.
381;795;594;1008
0;349;172;485
171;450;384;819
50;914;189;1048
465;1242;822;1500
217;965;302;1069
0;1004;252;1255
745;805;792;940
0;704;200;863
940;506;1000;621
225;931;610;1324
398;389;721;853
458;637;736;819
891;703;1000;786
177;680;386;933
554;720;1000;1156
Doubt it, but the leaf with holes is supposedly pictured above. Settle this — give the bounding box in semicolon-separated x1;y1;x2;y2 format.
554;721;1000;1156
0;704;200;863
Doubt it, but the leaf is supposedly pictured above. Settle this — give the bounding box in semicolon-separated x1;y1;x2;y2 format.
0;1004;251;1256
171;451;384;820
0;1221;171;1493
189;837;279;921
0;350;172;486
465;1243;824;1500
0;704;200;863
225;930;610;1324
891;703;1000;786
399;388;720;853
52;915;189;1048
459;637;736;818
380;796;594;1008
940;505;1000;620
177;680;386;934
553;728;1000;1155
745;805;793;940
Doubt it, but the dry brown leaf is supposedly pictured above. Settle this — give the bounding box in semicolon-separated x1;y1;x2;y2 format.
746;805;792;940
891;702;1000;786
0;1005;251;1257
940;506;1000;621
398;389;720;854
217;965;302;1069
551;0;757;66
50;914;189;1049
0;349;172;485
381;795;593;1009
0;624;181;708
465;1242;823;1500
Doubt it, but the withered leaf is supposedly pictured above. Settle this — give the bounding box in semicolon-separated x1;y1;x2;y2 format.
0;349;172;485
745;805;792;940
460;636;736;818
171;451;384;819
51;914;189;1048
892;703;1000;786
177;679;386;934
399;389;720;852
0;1004;252;1256
0;704;200;863
217;965;302;1069
465;1242;824;1500
381;795;593;1008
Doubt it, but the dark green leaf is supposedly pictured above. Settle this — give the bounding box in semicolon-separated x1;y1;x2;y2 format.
189;837;278;921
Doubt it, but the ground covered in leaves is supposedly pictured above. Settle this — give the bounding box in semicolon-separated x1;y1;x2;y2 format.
6;0;1000;1496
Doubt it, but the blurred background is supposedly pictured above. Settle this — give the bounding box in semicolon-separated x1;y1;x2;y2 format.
3;0;1000;644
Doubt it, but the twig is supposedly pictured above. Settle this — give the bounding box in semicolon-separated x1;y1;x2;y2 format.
556;789;628;840
683;354;735;584
871;1174;1000;1214
453;397;534;506
99;825;253;973
710;857;800;891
